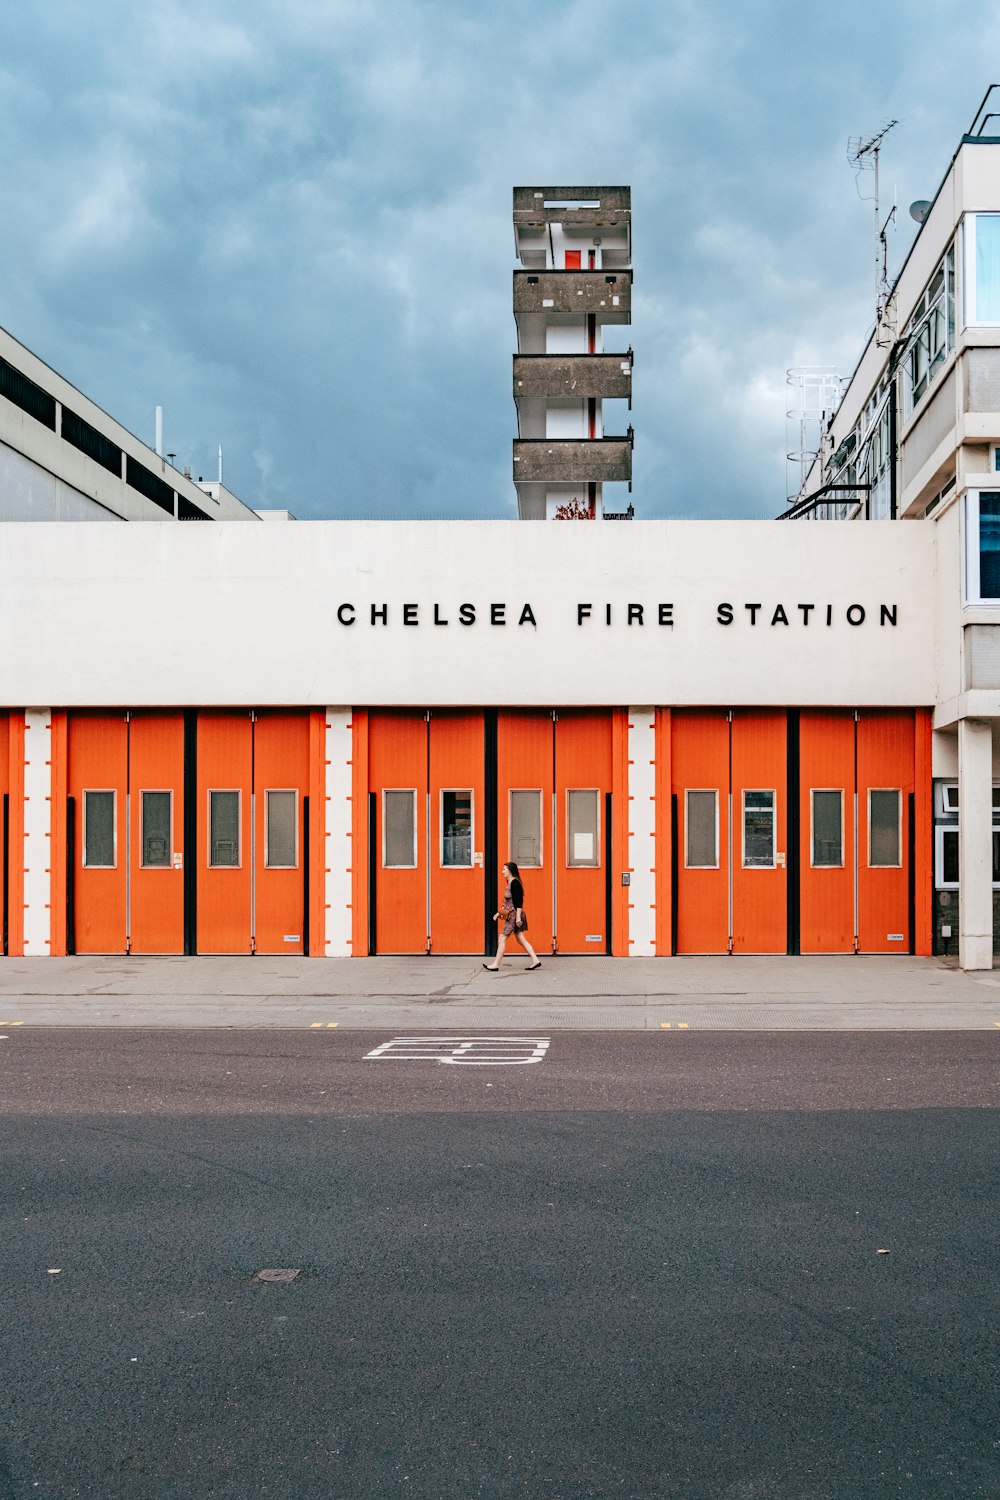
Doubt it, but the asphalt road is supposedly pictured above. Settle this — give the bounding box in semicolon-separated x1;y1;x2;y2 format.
1;1030;998;1500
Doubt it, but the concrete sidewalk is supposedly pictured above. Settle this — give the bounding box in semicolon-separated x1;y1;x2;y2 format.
0;954;999;1029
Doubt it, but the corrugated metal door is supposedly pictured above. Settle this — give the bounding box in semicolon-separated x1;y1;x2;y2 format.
129;713;185;955
672;710;730;954
369;712;428;954
253;712;310;955
731;710;787;954
197;713;253;954
554;711;613;954
497;712;554;955
798;711;856;954
428;713;485;954
857;711;915;954
68;714;129;954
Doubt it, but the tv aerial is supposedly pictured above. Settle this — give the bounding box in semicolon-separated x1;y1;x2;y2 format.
848;121;899;346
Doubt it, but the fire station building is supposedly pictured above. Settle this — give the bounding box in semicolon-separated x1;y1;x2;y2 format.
2;111;1000;971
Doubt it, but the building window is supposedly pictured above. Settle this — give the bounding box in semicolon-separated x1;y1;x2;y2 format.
566;789;600;867
141;791;171;868
965;491;1000;601
510;790;542;867
902;244;955;417
964;214;1000;324
265;790;298;869
383;789;417;868
209;791;241;868
868;790;901;868
742;790;776;868
684;790;718;868
83;790;116;868
810;790;843;867
441;790;473;867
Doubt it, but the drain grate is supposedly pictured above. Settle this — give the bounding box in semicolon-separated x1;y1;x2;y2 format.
254;1268;301;1283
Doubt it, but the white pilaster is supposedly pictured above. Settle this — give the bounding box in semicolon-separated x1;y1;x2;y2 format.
22;710;52;955
627;707;657;955
325;708;354;956
958;716;993;971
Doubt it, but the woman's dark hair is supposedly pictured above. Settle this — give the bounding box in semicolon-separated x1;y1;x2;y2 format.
505;860;520;878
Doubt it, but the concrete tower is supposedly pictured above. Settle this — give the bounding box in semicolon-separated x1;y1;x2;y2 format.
512;186;633;520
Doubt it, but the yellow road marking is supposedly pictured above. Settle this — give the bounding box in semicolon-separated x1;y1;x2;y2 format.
326;1022;338;1029
678;1023;689;1029
660;1022;671;1029
310;1022;323;1029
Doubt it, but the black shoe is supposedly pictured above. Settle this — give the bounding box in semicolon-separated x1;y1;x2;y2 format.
527;961;541;971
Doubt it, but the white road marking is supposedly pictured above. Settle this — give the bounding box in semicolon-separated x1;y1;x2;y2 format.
364;1036;550;1066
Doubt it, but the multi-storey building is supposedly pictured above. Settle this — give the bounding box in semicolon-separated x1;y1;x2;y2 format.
512;187;633;519
782;85;1000;966
0;323;259;523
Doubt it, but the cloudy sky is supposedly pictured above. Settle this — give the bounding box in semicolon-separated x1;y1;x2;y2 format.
1;1;997;519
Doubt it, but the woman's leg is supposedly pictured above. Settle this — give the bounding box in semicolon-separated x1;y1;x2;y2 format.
514;931;539;964
485;932;508;969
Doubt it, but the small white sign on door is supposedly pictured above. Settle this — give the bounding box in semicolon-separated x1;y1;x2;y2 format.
573;832;594;862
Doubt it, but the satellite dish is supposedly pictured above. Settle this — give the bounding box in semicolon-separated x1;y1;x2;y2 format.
909;199;932;224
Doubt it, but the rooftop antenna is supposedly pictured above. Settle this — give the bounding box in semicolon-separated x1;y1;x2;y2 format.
218;445;224;487
848;120;898;347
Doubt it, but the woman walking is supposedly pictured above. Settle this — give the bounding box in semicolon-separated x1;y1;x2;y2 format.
484;861;541;971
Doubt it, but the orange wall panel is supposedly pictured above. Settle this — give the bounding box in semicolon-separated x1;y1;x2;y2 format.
7;716;23;956
253;713;310;955
731;711;787;955
128;713;185;955
672;711;730;954
67;714;128;954
654;708;673;956
857;710;915;954
555;711;612;954
428;713;485;954
497;712;554;953
197;712;253;954
369;712;428;954
798;711;856;954
612;709;629;957
351;711;370;956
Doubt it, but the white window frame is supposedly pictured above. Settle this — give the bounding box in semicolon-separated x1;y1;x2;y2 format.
963;213;1000;327
935;825;960;890
382;788;417;869
963;489;1000;603
742;789;777;870
809;788;844;869
508;788;543;868
208;788;242;870
684;788;719;869
566;787;601;868
867;788;902;869
140;788;173;870
264;788;299;870
439;788;474;869
83;788;117;869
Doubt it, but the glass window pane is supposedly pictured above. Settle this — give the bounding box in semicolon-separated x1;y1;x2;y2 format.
975;215;1000;321
993;830;1000;885
384;790;416;867
869;790;900;867
141;791;171;868
266;790;297;868
84;791;115;867
743;790;775;868
942;829;959;885
209;791;240;868
685;791;717;868
811;790;843;867
442;790;472;867
510;790;542;867
567;789;599;867
979;493;1000;598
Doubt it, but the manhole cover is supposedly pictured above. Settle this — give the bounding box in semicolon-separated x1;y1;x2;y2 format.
254;1268;301;1283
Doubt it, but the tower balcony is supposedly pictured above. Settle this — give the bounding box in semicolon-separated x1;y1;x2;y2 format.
513;352;633;404
513;270;632;322
512;433;633;485
513;186;631;229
